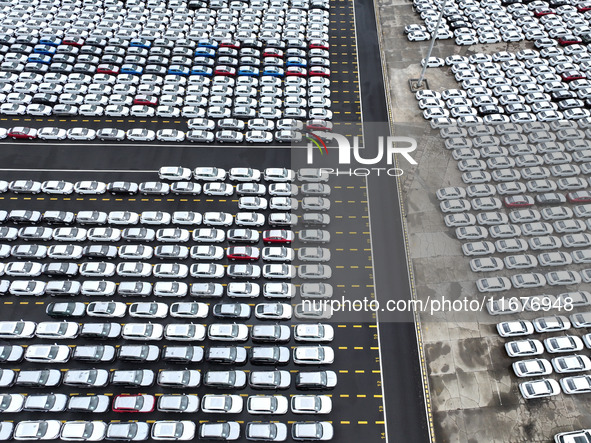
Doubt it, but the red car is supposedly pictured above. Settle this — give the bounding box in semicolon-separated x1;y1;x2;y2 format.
263;229;294;243
133;95;158;106
309;66;330;77
504;195;535;208
263;48;284;58
286;66;307;77
578;3;591;12
8;127;37;140
97;64;120;74
561;71;586;82
62;37;85;46
306;119;334;131
558;37;583;46
220;39;241;49
567;191;591;203
533;8;556;16
112;394;155;413
309;40;329;50
227;246;260;260
214;65;236;76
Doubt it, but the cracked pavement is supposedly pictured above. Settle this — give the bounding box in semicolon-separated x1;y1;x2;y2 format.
373;0;591;441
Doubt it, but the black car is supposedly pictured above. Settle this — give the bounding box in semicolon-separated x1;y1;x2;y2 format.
46;302;86;318
107;181;139;195
449;20;471;30
212;303;251;319
478;105;502;116
42;262;79;278
43;211;73;224
32;93;58;106
83;245;118;259
535;192;567;205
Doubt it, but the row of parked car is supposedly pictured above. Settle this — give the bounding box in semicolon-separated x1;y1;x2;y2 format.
409;0;591;47
1;341;334;365
1;327;333;364
0;243;328;261
0;261;332;279
0;173;330;199
1;278;333;298
0;225;330;243
0;319;334;341
498;314;591;336
0;366;337;389
0;419;334;441
0;392;332;414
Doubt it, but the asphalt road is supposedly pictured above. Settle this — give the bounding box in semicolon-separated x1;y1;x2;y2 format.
353;0;431;440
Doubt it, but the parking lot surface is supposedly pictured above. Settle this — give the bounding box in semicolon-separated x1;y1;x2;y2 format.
0;139;387;442
378;0;591;440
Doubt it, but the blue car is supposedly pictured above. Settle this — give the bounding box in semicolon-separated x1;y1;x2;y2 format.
197;39;218;49
194;47;216;58
27;54;52;64
168;65;190;76
39;36;61;46
286;57;307;67
190;65;213;76
238;66;260;77
120;64;143;75
129;38;151;49
33;44;57;55
262;66;284;77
